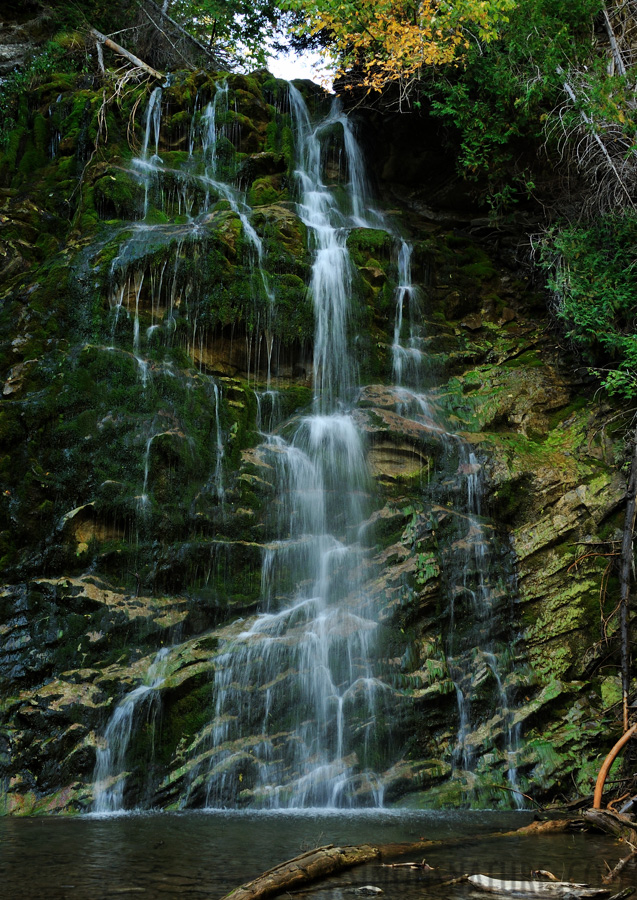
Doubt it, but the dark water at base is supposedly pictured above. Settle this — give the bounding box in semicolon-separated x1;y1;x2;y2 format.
0;810;634;899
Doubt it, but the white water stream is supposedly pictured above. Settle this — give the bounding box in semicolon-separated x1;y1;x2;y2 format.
92;648;171;813
89;79;523;811
191;86;394;808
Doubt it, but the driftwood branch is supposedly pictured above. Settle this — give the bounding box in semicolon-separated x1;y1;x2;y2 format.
468;874;608;898
219;844;380;900
90;27;163;80
603;849;637;884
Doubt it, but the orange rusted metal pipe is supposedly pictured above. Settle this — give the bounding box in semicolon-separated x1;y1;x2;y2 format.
593;722;637;809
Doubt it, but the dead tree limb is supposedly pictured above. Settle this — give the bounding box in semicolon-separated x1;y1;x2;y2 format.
603;849;637;884
619;423;637;731
557;67;636;210
137;3;196;70
603;6;628;75
219;844;380;900
90;28;163;80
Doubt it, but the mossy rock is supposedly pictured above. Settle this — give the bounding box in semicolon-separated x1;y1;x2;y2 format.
94;169;144;220
248;175;286;206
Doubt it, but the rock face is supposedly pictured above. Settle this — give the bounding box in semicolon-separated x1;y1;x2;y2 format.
0;3;54;76
0;67;630;815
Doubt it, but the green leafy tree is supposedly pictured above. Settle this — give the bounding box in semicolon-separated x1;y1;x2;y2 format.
166;0;286;66
542;214;637;400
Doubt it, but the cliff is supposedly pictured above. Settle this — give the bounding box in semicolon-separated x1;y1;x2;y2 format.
0;66;629;814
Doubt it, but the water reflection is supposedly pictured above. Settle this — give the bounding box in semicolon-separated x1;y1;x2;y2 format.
0;810;633;899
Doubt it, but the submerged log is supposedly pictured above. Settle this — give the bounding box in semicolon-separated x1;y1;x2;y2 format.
468;874;609;898
602;849;637;885
219;844;380;900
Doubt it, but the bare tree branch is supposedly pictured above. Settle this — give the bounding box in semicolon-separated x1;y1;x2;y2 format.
90;27;163;80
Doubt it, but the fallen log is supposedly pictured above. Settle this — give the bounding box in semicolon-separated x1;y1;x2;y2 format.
220;818;614;900
583;808;637;844
219;844;380;900
506;818;585;836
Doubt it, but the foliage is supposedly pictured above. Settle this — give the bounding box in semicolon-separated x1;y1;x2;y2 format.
285;0;516;92
286;0;610;208
421;0;603;198
168;0;285;66
0;40;84;150
541;212;637;400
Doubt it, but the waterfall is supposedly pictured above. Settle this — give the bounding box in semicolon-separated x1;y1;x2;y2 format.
192;87;397;809
392;384;522;796
289;86;360;407
88;78;523;810
134;85;163;218
392;241;424;386
92;649;171;813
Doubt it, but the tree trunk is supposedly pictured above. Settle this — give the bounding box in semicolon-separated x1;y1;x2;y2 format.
592;723;637;808
619;424;637;731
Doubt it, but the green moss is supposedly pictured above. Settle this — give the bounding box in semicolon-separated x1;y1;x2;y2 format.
17;141;47;176
461;261;497;279
346;228;393;267
503;350;543;368
248;175;285;206
546;396;589;430
94;170;144;220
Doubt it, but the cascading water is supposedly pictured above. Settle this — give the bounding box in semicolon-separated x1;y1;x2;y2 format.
188;86;399;809
389;241;523;799
92;648;171;813
392;241;425;386
86;75;524;811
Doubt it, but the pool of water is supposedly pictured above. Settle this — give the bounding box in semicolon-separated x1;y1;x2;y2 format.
0;809;633;899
